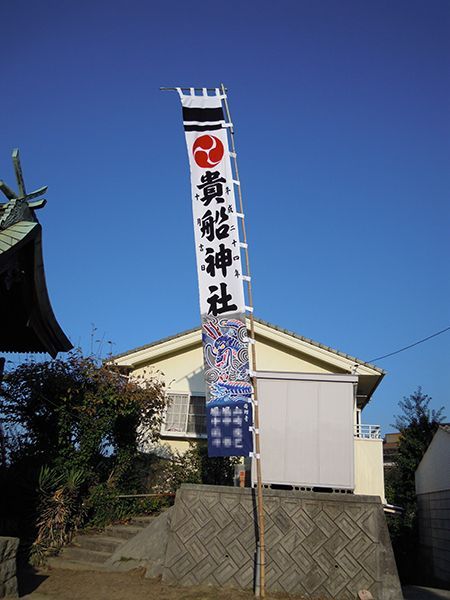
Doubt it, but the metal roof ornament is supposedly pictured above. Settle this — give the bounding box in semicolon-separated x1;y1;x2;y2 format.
0;148;47;229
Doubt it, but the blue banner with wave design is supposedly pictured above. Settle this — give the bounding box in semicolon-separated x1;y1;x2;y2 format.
202;313;253;457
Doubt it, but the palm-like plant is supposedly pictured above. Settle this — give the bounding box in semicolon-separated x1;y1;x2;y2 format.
31;466;86;564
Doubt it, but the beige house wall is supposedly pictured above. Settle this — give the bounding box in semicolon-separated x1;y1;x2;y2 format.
133;338;334;455
253;337;337;373
117;320;385;500
133;343;205;395
160;438;191;454
132;336;347;456
354;438;385;502
132;334;336;394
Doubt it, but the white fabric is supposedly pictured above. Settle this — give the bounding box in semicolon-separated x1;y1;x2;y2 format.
180;93;223;109
183;120;227;127
181;92;245;317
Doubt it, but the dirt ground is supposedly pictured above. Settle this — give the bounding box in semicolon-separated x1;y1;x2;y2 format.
18;568;299;600
18;568;450;600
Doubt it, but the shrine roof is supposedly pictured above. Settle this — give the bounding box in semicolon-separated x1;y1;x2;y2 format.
0;150;72;358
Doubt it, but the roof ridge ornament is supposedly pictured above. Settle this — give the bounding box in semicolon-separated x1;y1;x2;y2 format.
0;148;47;230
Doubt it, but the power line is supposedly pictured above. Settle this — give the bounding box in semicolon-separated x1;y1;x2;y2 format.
369;326;450;362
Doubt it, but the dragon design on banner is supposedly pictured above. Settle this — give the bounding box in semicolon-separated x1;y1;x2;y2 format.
202;314;253;456
203;317;252;405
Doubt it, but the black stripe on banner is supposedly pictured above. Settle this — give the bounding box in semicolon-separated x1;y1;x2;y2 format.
184;124;223;132
182;106;224;122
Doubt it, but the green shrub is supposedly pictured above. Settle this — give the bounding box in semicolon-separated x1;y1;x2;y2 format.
152;441;239;493
0;351;166;560
84;482;171;528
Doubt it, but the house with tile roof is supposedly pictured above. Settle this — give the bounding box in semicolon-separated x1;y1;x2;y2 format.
111;317;386;501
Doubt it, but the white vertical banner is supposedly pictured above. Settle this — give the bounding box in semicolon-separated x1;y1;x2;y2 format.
177;88;253;457
180;89;245;317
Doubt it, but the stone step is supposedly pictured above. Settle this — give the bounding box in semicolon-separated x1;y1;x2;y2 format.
71;535;124;554
104;525;144;540
60;546;111;564
47;556;113;572
128;515;157;526
46;514;165;572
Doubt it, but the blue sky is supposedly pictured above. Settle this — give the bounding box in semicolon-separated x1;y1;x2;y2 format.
1;0;449;434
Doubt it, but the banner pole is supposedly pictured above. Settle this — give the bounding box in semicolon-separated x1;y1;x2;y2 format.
220;83;266;599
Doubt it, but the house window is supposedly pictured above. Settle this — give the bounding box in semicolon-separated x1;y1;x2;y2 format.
162;392;207;437
187;396;207;435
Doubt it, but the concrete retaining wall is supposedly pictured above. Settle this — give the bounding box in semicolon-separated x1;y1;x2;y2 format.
162;484;402;600
0;537;18;598
107;508;172;577
417;489;450;587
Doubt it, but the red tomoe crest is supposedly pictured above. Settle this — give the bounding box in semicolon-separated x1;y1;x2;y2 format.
192;135;224;168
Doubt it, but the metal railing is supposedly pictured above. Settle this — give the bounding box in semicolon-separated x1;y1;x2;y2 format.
354;424;381;439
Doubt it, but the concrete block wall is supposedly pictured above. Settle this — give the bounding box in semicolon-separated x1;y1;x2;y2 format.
0;537;19;598
417;489;450;587
162;484;402;600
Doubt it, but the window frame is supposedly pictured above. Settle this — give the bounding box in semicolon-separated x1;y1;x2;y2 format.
161;391;207;439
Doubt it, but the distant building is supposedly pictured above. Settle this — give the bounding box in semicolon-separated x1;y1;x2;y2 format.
383;432;401;468
415;425;450;587
112;317;387;501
